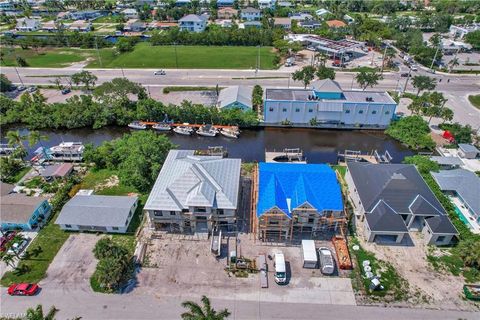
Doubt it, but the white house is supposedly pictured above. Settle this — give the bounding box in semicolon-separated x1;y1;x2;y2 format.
16;18;41;31
122;8;139;19
179;14;207;32
258;0;275;9
240;7;261;21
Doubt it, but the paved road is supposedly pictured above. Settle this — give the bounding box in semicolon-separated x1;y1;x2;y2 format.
1;287;478;320
3;67;480;128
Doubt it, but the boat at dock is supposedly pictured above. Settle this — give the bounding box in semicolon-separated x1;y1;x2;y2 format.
40;142;85;162
173;125;194;136
196;125;218;137
152;123;172;131
220;127;239;139
128;121;147;130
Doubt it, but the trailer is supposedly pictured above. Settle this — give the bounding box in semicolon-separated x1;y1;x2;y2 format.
210;229;222;257
301;240;318;269
257;254;268;288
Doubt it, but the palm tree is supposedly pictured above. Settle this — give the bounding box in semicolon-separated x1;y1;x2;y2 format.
2;253;16;268
355;70;383;91
28;130;49;148
181;296;231;320
6;130;27;161
448;57;459;72
25;304;58;320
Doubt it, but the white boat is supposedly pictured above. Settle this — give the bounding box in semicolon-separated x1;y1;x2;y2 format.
128;121;147;130
48;142;84;161
196;125;218;137
220;127;239;139
152;123;171;131
173;126;194;135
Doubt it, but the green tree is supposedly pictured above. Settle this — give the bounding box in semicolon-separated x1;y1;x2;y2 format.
292;66;316;89
181;295;231;320
440;107;454;124
252;84;263;113
0;156;24;182
71;70;98;91
412;75;437;97
116;37;135;53
16;56;28;67
315;65;335;80
403;155;439;174
28;130;49;148
456;239;480;268
355;70;383;90
448;57;459;72
6;130;27;161
1;252;16;268
0;73;13;92
25;304;58;320
385;115;435;150
465;30;480;50
94;77;146;106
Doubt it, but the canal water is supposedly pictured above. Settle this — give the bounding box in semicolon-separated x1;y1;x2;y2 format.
1;126;413;163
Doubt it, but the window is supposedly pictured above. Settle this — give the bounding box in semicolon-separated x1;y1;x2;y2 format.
112;227;119;230
196;207;207;213
269;107;274;112
359;110;364;114
295;108;300;112
153;210;163;217
217;209;224;215
437;236;446;242
182;209;189;213
282;108;287;112
372;110;377;114
269;221;279;225
308;109;313;113
345;110;350;114
65;224;72;228
308;218;314;223
385;111;390;115
170;211;176;216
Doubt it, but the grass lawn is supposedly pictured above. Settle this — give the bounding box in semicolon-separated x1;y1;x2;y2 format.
0;47;93;68
7;166;31;184
0;212;70;286
468;94;480;109
162;86;218;94
87;43;277;69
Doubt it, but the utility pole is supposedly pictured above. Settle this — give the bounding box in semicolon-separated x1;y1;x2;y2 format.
380;45;388;74
402;67;412;94
95;37;103;68
174;43;178;69
430;45;440;71
14;66;24;86
121;67;125;78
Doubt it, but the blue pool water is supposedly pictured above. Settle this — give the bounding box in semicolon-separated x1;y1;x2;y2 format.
453;205;472;229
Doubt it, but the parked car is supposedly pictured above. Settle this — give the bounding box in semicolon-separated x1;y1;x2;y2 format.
318;247;335;275
61;88;71;95
7;283;39;296
154;70;166;75
274;253;287;284
0;231;17;252
7;238;29;256
400;72;411;77
27;86;37;93
17;85;26;91
410;65;418;71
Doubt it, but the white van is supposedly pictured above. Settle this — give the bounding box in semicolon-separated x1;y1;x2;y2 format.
274;253;287;284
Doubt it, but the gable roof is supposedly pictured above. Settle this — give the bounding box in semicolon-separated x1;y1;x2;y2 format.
425;216;458;234
432;169;480;216
365;200;408;232
56;195;138;228
242;7;261;13
430;156;463;166
40;163;73;178
179;14;206;22
144;150;241;211
326;19;346;28
458;143;479;154
347;163;446;215
313;79;342;93
257;163;343;218
1;192;48;224
217;86;253;109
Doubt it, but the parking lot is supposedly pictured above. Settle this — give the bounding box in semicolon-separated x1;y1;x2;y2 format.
137;233;355;305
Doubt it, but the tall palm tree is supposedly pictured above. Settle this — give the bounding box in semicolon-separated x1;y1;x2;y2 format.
6;130;27;161
448;57;459;72
28;130;49;148
25;304;58;320
181;295;231;320
2;253;16;268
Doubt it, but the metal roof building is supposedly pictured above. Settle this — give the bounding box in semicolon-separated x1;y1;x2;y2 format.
217;86;253;111
56;195;138;233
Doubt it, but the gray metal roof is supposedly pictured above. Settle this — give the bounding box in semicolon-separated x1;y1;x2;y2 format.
365;200;408;232
144;150;241;211
432;169;480;216
342;91;396;104
425;216;458;234
179;14;205;22
265;89;313;101
55;195;138;228
242;7;261;13
313;79;342;93
458;143;480;154
264;88;396;104
430;156;463;166
217;86;253;109
1;192;49;224
347;163;446;215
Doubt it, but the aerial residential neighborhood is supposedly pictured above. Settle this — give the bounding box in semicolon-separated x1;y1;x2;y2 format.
0;0;479;319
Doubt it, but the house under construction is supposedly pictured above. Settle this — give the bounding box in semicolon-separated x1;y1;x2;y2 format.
252;162;346;242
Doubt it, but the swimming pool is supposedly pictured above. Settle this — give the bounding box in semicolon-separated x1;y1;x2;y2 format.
453;204;473;229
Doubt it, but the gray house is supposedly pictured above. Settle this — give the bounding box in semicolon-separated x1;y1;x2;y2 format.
430;156;463;170
144;150;241;233
56;195;138;233
217;86;253;111
458;144;479;159
346;163;458;245
16;18;41;31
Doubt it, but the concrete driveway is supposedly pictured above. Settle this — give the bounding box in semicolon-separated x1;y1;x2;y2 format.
40;233;99;291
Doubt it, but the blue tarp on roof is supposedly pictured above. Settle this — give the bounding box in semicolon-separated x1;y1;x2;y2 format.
257;163;343;218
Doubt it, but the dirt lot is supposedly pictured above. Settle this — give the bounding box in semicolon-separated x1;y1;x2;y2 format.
355;220;478;311
137;233;355;305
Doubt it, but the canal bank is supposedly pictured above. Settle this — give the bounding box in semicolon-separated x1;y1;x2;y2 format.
0;126;413;163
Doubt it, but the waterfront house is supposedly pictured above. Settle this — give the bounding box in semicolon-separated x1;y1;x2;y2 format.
16;18;40;31
217;7;237;19
122;8;139;19
273;17;291;29
240;7;261;21
345;163;458;245
299;20;322;29
124;19;146;32
69;10;104;20
144;150;241;233
217;86;253;111
179;14;207;32
217;0;235;7
69;20;92;32
263;79;396;128
56;195;138;233
430;156;463;170
256;163;344;242
1;183;52;231
290;13;313;21
40;163;73;181
315;8;331;18
432;169;480;231
458;143;479;159
258;0;275;9
42;20;60;31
